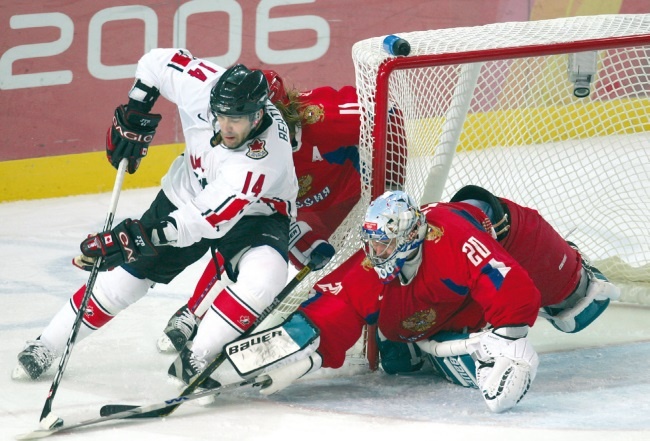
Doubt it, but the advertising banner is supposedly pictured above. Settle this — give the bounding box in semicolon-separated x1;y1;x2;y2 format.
1;0;647;200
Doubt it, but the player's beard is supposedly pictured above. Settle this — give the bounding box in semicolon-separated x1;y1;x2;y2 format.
211;130;251;150
220;130;249;149
220;116;260;150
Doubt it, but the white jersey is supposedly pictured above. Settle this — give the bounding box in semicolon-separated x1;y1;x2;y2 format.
133;48;298;247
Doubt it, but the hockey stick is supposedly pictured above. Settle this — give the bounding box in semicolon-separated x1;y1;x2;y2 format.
101;261;316;419
39;159;128;425
17;377;269;440
422;305;582;358
416;333;484;357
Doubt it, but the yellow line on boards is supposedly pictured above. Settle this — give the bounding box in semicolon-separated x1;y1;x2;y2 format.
0;143;184;203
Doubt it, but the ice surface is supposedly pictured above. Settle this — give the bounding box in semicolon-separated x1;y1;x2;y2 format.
1;188;649;441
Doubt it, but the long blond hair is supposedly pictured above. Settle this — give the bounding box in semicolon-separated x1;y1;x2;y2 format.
274;89;322;139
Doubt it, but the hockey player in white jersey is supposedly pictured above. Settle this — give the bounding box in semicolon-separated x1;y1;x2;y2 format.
13;48;298;389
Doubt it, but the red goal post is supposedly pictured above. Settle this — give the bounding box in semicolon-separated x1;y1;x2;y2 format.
355;15;650;369
270;15;650;372
369;33;650;200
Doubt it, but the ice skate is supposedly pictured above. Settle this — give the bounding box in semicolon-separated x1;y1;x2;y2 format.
168;343;221;390
157;305;199;353
12;338;56;380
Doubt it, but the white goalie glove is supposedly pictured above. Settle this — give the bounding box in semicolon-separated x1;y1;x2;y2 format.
469;326;539;413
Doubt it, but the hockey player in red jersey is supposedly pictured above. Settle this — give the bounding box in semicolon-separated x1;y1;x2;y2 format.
275;71;362;264
13;48;298;391
156;71;367;353
245;186;620;412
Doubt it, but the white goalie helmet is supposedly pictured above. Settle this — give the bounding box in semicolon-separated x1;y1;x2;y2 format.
361;191;428;283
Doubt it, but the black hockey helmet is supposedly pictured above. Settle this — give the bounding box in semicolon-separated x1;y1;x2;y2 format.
210;64;269;116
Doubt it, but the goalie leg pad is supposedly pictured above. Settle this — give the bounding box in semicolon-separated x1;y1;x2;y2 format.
225;310;320;378
542;265;620;333
429;353;478;388
376;328;424;374
422;331;478;388
259;352;323;396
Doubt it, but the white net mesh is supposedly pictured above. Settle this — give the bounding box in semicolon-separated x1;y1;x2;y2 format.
268;15;650;365
353;14;650;303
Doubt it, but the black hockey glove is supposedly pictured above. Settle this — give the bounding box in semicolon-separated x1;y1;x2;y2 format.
288;221;335;270
106;103;162;174
73;219;158;271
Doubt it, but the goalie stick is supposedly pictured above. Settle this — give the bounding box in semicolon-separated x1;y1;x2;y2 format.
418;305;582;358
39;159;128;426
100;261;316;419
417;333;484;357
16;377;268;440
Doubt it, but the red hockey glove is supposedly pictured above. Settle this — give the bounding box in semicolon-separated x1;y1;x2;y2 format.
73;219;158;271
288;221;335;271
106;104;161;174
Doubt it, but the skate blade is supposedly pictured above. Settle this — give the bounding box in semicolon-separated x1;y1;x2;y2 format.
11;364;32;381
156;334;177;353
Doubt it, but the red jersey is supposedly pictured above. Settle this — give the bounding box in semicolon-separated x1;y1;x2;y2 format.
301;199;582;369
293;86;361;241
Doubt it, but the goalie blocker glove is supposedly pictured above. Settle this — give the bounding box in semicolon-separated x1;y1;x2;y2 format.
106;79;162;174
469;325;539;413
209;311;322;395
73;218;158;271
288;221;335;271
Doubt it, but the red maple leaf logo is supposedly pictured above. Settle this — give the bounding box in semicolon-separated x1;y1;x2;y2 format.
246;139;268;159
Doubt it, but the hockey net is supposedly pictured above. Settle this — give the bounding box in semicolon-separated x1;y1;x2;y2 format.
270;14;650;369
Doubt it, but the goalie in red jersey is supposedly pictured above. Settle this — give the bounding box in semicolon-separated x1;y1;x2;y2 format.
156;71;398;353
246;185;620;412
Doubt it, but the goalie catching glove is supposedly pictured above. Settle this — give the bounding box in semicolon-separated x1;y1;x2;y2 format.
288;221;335;271
468;325;539;413
73;218;160;271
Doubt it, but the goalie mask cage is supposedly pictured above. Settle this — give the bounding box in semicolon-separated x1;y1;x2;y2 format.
272;14;650;371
